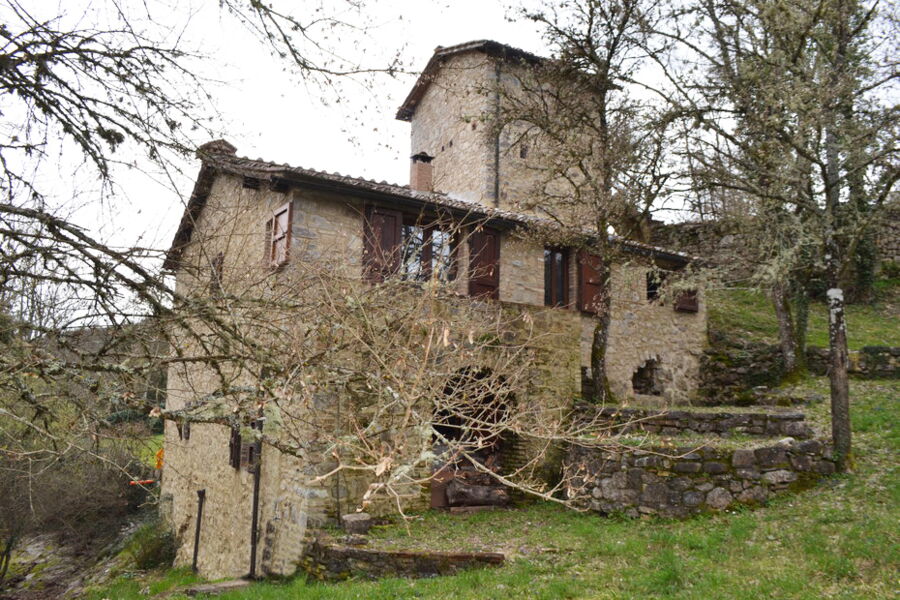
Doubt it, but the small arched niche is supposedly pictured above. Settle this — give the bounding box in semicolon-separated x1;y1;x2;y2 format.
632;357;664;396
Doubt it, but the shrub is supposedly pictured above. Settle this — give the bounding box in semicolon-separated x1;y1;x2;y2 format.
124;521;175;571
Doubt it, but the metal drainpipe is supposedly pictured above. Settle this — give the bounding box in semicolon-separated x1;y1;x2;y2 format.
192;489;206;573
248;419;263;579
493;60;502;207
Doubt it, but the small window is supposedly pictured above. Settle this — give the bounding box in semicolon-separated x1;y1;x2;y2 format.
519;144;528;159
544;248;569;307
646;270;667;302
674;289;699;313
268;202;292;267
210;252;224;297
228;426;241;469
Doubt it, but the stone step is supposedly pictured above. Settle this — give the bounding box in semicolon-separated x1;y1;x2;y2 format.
573;403;814;439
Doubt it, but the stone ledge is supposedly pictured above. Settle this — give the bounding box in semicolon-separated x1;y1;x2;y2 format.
298;537;504;581
574;404;814;439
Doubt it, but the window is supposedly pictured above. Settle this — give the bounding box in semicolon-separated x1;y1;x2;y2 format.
468;227;500;299
229;421;262;471
401;223;457;282
674;289;699;313
646;270;667;302
364;205;457;283
544;248;569;307
266;202;292;267
210;252;224;297
577;250;604;314
228;426;241;469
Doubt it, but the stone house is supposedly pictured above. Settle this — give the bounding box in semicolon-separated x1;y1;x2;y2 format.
161;40;708;579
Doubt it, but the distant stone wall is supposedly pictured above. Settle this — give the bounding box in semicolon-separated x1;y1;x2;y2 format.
698;335;785;403
651;202;900;278
574;405;813;439
564;439;835;519
807;346;900;379
875;203;900;267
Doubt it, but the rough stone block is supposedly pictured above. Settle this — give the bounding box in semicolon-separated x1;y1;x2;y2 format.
706;487;733;510
796;440;823;454
341;513;373;535
732;449;756;467
761;470;798;485
737;486;767;505
683;491;704;506
673;462;701;474
814;460;836;475
735;468;761;480
755;447;788;468
703;461;729;474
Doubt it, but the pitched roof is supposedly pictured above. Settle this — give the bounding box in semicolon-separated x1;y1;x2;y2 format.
163;141;694;270
396;40;544;122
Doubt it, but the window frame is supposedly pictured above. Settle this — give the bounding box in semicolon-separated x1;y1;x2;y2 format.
268;201;292;268
544;247;569;308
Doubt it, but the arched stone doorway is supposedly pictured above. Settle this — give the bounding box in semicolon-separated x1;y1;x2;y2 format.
431;367;513;509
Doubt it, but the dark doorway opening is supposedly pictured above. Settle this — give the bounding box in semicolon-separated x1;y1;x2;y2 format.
632;358;663;396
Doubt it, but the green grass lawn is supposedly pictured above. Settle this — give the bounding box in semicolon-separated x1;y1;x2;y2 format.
84;378;899;600
707;282;899;350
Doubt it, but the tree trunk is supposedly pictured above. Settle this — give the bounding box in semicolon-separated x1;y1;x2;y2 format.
790;288;809;371
590;259;612;404
826;285;852;472
771;284;797;375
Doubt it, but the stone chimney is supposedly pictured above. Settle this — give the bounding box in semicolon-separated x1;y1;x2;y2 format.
196;139;237;158
410;152;434;192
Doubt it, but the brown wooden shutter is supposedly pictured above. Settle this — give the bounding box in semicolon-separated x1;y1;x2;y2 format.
468;227;500;299
577;250;604;314
363;205;403;282
674;289;699;313
229;426;241;469
271;202;292;266
262;218;273;265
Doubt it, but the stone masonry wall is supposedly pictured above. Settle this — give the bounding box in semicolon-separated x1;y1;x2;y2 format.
593;264;707;405
565;439;835;518
807;346;900;379
410;52;495;204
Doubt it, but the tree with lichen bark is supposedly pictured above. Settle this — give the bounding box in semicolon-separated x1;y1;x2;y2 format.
661;0;899;471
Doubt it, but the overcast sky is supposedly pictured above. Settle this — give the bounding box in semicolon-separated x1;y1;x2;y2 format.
77;0;550;259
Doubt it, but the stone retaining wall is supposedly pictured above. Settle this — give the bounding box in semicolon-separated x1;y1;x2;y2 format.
575;405;812;439
564;439;834;519
807;346;900;379
298;538;504;581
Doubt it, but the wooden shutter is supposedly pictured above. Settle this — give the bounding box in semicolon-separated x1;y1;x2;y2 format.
468;227;500;299
363;205;403;282
577;250;604;314
229;426;241;469
271;202;292;266
262;218;273;265
674;289;699;313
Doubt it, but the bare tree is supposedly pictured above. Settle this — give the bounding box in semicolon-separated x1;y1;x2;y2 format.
492;0;677;403
0;0;401;568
